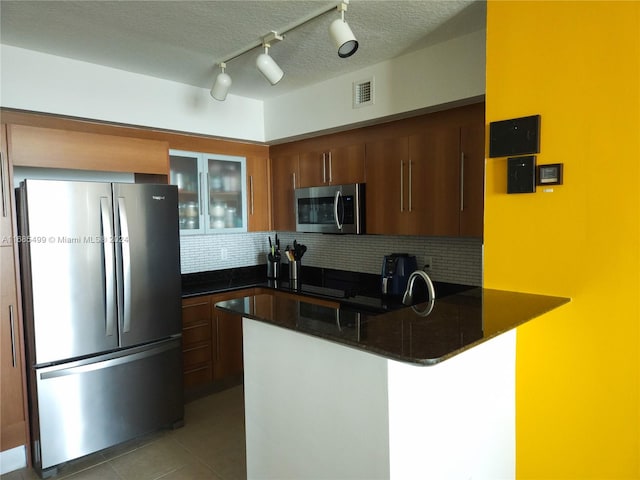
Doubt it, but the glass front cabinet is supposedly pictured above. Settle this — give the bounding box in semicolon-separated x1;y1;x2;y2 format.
169;149;248;234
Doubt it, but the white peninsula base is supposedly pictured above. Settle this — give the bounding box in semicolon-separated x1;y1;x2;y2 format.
242;318;516;479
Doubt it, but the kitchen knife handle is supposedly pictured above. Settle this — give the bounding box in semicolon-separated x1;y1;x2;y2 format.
100;197;116;337
400;160;404;212
9;305;16;367
118;198;132;333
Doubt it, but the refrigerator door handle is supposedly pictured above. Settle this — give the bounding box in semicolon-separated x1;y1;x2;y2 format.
38;339;179;380
100;197;116;337
117;197;132;333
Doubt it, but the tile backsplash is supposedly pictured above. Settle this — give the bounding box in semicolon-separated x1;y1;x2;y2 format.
180;232;483;286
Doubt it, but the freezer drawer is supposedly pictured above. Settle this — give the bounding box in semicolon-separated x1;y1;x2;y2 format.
30;338;183;476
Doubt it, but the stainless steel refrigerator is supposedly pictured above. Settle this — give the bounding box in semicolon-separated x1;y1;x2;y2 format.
17;179;183;478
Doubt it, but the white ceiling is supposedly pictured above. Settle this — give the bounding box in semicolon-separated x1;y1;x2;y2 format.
0;0;486;101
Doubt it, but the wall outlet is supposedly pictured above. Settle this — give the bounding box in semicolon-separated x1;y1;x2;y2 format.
424;257;433;270
220;247;229;260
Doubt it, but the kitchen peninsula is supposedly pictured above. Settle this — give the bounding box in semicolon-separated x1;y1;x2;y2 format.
216;288;569;479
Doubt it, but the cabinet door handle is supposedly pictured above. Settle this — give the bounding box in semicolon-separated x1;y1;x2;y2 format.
460;151;465;212
322;153;326;184
1;151;7;218
408;160;413;213
199;172;204;212
9;305;17;367
215;316;220;361
328;151;333;184
400;160;404;212
292;172;296;190
249;175;254;215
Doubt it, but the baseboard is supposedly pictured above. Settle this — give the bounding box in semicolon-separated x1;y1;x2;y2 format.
0;445;27;475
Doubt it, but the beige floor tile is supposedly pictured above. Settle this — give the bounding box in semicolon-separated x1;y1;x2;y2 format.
203;444;247;480
61;462;122;480
108;435;206;480
156;461;223;480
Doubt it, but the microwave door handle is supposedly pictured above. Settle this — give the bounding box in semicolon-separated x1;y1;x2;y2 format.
334;190;343;230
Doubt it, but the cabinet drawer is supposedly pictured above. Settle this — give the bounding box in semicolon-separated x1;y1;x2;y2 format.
182;322;211;346
182;343;212;368
183;364;213;388
182;299;211;328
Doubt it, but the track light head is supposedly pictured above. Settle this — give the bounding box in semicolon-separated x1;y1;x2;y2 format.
256;45;284;85
210;4;361;101
329;2;358;58
211;63;232;101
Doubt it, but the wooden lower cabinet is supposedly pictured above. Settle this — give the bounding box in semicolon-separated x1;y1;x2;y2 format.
181;296;214;388
181;289;255;390
210;293;245;380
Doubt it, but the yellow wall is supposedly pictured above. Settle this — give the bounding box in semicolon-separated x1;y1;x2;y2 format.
485;1;640;478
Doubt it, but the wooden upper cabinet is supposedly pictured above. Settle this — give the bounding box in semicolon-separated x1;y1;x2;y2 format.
365;104;485;237
298;144;365;188
366;126;462;236
408;125;461;237
365;136;410;235
459;123;485;237
271;153;299;232
8;124;169;175
330;143;365;185
246;156;271;231
298;151;325;187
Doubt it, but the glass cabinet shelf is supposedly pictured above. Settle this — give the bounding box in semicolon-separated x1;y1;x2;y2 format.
170;149;247;235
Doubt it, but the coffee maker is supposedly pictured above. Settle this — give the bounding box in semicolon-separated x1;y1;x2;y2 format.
381;253;417;297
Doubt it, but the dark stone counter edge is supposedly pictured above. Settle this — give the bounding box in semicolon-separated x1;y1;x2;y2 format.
215;291;571;366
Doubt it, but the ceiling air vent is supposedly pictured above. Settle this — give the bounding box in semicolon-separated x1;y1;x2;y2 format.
353;77;374;108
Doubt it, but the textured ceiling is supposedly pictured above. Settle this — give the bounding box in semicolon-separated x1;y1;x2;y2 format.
0;0;486;100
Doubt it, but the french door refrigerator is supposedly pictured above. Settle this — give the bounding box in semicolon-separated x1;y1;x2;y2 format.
17;179;183;478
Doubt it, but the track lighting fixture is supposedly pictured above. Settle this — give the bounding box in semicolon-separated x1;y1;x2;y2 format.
210;62;232;101
210;0;358;101
256;33;284;85
329;2;358;58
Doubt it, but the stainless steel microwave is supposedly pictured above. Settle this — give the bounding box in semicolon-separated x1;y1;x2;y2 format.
294;183;365;234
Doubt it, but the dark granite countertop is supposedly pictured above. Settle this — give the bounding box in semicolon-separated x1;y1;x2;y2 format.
183;265;569;365
182;264;472;312
216;289;569;365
